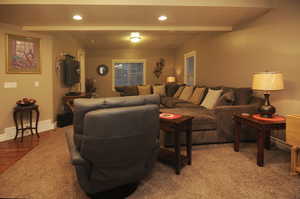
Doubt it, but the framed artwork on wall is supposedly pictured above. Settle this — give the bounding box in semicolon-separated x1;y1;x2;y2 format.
6;34;41;74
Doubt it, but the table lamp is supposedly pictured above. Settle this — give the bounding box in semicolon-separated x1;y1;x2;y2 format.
252;72;284;118
166;76;176;84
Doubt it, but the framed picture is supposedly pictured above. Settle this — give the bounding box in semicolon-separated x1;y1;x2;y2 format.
6;34;41;74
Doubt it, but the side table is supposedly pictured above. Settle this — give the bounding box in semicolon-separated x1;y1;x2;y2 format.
159;114;193;175
233;114;286;167
13;105;40;142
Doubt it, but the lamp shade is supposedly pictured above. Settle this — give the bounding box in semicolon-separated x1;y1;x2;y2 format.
252;72;284;91
166;76;176;83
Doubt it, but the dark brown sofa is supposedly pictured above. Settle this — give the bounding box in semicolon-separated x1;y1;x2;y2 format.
115;85;263;145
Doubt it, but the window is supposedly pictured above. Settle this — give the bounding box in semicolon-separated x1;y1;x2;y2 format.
184;51;196;86
112;59;146;89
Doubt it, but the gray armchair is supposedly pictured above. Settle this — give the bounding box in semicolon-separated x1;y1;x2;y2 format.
65;95;160;197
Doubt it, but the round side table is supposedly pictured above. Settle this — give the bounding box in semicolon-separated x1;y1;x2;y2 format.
13;104;40;142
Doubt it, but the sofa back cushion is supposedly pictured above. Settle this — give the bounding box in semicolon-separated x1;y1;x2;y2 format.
201;89;222;109
153;85;166;96
179;86;194;101
234;88;253;105
138;85;152;95
165;84;181;97
188;87;206;104
173;86;185;98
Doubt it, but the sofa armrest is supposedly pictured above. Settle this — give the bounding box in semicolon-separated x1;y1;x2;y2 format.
214;100;261;139
214;103;259;114
65;130;89;166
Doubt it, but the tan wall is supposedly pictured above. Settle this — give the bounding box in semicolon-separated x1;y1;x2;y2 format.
0;23;54;131
52;33;83;118
86;48;176;97
175;0;300;115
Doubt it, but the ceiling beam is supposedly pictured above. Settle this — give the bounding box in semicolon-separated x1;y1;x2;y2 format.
0;0;274;8
22;26;233;32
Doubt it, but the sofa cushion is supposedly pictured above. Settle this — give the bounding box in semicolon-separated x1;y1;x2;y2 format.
153;85;166;96
201;89;222;109
175;102;201;108
160;107;217;131
234;88;253;105
160;96;187;108
138;85;152;95
179;86;194;101
173;86;184;98
188;87;206;105
123;86;138;96
165;84;180;97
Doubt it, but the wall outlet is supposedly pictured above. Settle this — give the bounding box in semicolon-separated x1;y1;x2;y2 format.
4;82;17;88
34;81;39;87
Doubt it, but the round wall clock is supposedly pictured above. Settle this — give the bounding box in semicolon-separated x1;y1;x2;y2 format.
97;64;109;76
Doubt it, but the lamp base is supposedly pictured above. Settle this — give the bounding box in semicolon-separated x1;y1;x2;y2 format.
258;93;276;118
259;105;276;118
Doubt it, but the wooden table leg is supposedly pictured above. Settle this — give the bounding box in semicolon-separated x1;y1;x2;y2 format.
257;130;265;167
174;130;181;175
264;129;271;150
186;120;192;165
234;120;241;152
13;111;19;140
35;108;40;138
20;112;24;142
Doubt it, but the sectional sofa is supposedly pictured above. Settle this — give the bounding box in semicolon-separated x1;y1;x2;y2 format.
115;84;263;145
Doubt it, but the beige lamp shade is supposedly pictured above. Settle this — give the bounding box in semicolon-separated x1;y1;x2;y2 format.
166;76;176;83
252;72;284;91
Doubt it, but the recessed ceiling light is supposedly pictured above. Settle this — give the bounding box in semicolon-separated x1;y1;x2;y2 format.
158;15;167;21
73;15;82;21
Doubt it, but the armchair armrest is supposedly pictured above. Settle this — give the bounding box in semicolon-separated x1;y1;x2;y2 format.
65;130;89;166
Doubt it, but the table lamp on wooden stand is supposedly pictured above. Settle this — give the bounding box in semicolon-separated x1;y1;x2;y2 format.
252;72;284;118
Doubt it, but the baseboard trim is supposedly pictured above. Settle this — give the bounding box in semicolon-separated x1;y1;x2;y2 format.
0;120;55;142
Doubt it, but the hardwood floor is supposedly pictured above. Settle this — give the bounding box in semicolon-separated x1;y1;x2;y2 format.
0;134;40;174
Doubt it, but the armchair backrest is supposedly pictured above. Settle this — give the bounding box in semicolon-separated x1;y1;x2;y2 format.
73;95;160;148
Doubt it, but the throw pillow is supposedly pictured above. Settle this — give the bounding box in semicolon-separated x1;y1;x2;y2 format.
216;89;235;106
179;86;194;101
137;85;151;95
201;89;223;109
153;85;166;96
173;86;184;98
188;87;206;104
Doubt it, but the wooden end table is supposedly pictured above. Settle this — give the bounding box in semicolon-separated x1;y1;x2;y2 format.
233;114;286;167
13;105;40;142
159;114;193;175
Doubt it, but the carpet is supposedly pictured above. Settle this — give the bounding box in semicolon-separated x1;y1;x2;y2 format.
0;127;299;199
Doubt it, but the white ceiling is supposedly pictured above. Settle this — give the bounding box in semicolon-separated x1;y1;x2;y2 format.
0;4;271;49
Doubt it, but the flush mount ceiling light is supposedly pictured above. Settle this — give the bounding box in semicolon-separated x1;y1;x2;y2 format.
158;15;168;21
73;15;82;21
130;32;142;43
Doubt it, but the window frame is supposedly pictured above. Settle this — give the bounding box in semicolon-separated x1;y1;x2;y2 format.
112;59;147;91
184;51;197;86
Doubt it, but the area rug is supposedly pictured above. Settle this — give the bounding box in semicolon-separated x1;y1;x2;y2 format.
0;127;299;199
